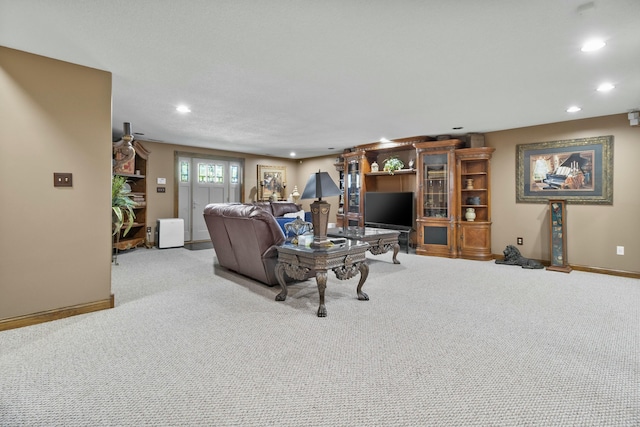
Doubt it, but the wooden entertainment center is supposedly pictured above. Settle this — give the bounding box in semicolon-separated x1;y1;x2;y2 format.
335;136;495;261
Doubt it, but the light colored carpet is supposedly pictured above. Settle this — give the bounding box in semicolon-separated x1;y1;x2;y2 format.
1;247;639;426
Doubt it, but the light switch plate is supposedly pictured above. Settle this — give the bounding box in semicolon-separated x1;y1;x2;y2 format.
54;172;73;187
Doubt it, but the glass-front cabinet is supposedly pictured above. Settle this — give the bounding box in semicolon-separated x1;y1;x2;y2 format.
337;150;369;228
415;139;462;257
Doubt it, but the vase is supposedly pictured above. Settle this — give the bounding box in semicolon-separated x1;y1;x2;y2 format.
465;207;476;222
371;162;379;172
466;179;474;189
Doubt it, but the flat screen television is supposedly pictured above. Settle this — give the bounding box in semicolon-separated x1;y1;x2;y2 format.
364;192;414;230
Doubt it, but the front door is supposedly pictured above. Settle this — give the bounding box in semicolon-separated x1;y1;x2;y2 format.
192;159;227;241
178;157;243;242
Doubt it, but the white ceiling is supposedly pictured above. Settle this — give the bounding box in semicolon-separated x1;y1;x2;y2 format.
2;0;639;158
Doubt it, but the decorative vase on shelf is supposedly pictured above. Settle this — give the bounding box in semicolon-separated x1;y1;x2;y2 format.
466;178;474;189
465;207;476;222
291;185;300;204
371;161;379;172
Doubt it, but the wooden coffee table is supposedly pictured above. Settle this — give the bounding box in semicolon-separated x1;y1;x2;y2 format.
274;240;369;317
327;227;401;264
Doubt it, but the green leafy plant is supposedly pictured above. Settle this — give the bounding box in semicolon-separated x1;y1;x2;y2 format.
112;175;137;237
383;156;404;174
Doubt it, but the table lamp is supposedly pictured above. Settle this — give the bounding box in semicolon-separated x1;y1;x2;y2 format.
300;170;342;248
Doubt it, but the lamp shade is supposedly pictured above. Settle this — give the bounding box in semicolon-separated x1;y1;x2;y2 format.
300;171;341;200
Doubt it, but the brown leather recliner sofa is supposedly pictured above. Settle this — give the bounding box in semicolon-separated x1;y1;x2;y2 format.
203;203;296;286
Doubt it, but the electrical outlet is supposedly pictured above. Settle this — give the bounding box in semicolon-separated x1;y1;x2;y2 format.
616;246;624;255
517;237;523;245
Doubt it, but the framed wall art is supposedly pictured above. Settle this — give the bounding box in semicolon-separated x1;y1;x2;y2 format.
257;165;287;201
516;135;613;204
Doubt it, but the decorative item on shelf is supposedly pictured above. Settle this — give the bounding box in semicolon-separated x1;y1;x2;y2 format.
466;196;481;205
465;207;476;221
371;161;379;172
408;159;415;169
112;122;136;174
300;170;342;248
466;178;474;189
383;156;404;175
290;185;300;204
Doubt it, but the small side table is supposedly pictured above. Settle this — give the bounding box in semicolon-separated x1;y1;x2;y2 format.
275;240;370;317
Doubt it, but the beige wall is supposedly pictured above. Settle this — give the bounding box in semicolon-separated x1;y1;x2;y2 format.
487;113;639;273
0;47;113;320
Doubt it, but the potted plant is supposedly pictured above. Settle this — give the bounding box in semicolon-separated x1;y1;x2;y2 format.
383;156;404;174
112;175;138;263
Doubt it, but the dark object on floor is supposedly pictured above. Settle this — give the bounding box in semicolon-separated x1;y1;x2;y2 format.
184;242;214;251
495;245;544;269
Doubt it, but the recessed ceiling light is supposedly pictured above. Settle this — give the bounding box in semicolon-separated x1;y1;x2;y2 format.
581;39;605;52
176;105;191;113
597;82;615;92
289;152;296;157
566;106;582;113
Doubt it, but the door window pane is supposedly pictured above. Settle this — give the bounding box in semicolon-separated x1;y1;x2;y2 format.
180;161;189;182
230;165;239;184
214;164;224;183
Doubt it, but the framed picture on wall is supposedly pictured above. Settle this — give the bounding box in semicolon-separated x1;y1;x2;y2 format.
516;135;613;204
257;165;287;201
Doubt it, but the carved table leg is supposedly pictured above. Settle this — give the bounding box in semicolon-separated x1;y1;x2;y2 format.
356;262;369;301
315;271;328;317
275;262;288;301
392;242;400;264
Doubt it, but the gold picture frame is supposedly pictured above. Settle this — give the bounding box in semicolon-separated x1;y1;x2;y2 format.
257;165;287;201
516;135;613;204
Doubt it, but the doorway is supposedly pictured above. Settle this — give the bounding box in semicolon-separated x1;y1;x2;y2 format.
177;155;243;242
